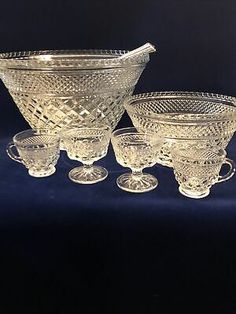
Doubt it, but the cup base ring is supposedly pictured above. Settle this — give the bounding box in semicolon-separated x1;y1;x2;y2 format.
28;166;56;178
179;186;210;199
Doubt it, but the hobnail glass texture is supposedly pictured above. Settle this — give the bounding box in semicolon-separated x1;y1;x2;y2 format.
0;49;149;131
172;148;236;199
6;129;60;177
124;92;236;167
62;125;111;184
111;127;162;193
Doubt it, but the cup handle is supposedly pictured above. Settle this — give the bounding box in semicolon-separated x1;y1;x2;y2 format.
217;158;236;183
6;142;22;163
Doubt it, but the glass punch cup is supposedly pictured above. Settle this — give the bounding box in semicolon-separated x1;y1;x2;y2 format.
172;147;236;199
111;127;162;193
6;129;61;177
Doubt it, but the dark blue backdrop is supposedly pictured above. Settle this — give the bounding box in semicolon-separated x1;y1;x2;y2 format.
1;0;236;313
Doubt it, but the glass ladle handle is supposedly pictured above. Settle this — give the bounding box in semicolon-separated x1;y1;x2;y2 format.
217;158;236;183
6;142;22;163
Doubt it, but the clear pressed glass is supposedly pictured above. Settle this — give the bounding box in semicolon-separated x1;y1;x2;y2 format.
172;147;236;199
62;125;111;184
0;49;150;132
124;91;236;167
6;129;60;177
111;127;162;193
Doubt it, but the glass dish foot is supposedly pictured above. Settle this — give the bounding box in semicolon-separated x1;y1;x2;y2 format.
116;172;158;193
69;165;108;184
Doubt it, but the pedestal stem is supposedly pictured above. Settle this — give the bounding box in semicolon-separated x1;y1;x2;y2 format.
132;169;143;177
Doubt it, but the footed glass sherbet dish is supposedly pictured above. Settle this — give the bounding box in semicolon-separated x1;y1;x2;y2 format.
0;49;152;132
62;125;111;184
111;127;162;193
124;92;236;167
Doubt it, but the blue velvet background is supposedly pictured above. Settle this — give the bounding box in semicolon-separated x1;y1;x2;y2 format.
1;0;236;312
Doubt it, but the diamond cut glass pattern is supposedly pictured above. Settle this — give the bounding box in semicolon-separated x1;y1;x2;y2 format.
172;148;236;199
62;125;111;184
125;92;236;167
0;50;149;131
6;129;60;177
111;127;162;193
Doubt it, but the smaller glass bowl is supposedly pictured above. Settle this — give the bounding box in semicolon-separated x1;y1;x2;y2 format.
163;133;234;166
124;91;236;167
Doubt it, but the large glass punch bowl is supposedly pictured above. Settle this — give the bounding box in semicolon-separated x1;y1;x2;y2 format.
0;49;150;131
